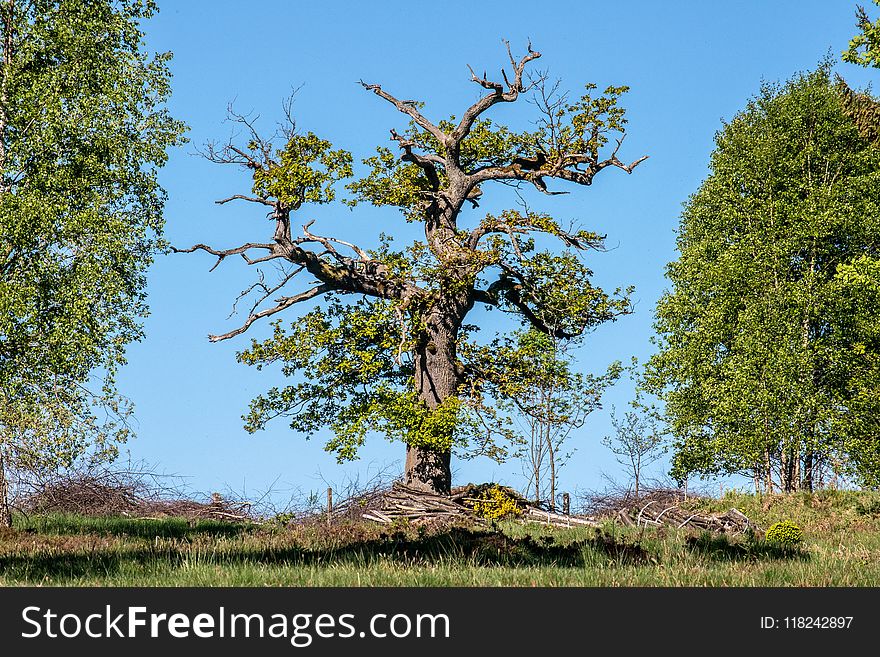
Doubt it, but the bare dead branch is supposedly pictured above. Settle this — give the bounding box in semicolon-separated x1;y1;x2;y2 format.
468;150;649;191
228;265;305;320
278;86;304;140
225;105;277;168
359;80;448;145
300;219;371;262
229;146;264;170
171;243;281;272
209;283;333;342
388;129;445;167
467;213;604;251
227;271;268;320
454;42;542;142
176;226;424;309
612;154;650;174
466;64;503;93
389;128;443;189
530;74;567;155
216;194;275;207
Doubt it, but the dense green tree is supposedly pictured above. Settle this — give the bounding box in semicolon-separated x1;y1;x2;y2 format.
0;0;186;526
646;68;880;493
826;256;880;487
180;44;643;494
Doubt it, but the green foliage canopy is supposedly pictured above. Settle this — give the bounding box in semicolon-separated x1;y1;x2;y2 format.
646;68;880;490
0;0;186;475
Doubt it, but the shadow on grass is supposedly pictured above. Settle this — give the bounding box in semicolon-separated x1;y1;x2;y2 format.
18;514;253;539
686;532;810;562
322;526;650;567
0;526;649;582
0;549;173;582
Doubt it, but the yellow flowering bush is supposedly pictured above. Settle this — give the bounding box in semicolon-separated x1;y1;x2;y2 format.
765;520;803;546
469;484;524;520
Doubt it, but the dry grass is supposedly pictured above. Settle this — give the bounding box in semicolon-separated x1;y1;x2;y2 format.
1;488;879;586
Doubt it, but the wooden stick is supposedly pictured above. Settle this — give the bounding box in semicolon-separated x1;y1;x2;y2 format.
327;487;333;527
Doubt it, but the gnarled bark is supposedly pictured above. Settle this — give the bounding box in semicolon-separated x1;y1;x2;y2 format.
407;301;467;493
404;445;451;494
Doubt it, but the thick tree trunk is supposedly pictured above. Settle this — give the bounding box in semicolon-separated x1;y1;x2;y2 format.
404;304;465;494
404;445;451;494
802;450;813;492
0;448;11;528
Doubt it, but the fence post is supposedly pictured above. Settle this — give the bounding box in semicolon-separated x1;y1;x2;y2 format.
327;487;333;527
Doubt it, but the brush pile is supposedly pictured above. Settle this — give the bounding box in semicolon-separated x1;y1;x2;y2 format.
339;482;598;528
616;500;757;535
20;470;254;522
346;482;756;534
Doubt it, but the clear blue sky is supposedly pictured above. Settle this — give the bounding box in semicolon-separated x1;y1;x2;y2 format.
116;0;875;506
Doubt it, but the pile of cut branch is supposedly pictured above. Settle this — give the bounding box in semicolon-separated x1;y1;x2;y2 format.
137;494;254;523
347;482;757;535
581;486;690;517
22;473;142;517
19;469;255;523
616;499;756;535
347;482;599;528
329;482;470;525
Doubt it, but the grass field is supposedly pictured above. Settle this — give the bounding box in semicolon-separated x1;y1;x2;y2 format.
2;489;880;586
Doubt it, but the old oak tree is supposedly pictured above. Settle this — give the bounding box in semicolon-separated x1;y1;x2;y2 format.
179;44;645;494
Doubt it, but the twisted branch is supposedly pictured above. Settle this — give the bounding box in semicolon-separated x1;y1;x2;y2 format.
208;284;333;342
473;276;573;339
359;80;448;145
454;41;542;141
171;243;281;272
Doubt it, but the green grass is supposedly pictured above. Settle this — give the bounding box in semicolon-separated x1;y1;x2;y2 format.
3;490;880;586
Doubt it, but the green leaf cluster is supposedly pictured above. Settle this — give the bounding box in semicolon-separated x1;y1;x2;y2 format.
541;84;630;157
252;132;352;209
844;0;880;68
238;297;467;460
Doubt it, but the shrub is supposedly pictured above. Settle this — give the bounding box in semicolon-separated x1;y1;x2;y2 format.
854;497;880;516
270;512;297;527
765;520;803;546
469;485;525;521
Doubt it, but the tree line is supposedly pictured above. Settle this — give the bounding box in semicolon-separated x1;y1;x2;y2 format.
2;1;880;527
